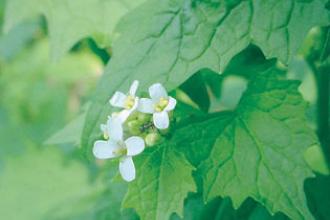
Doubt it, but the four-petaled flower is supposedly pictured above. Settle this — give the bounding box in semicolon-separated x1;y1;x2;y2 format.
138;83;176;129
93;116;145;182
110;80;139;122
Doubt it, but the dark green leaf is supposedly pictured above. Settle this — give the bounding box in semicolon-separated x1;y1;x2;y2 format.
201;68;318;219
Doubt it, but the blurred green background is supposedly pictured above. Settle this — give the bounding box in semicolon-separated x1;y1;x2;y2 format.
0;1;329;219
0;2;129;218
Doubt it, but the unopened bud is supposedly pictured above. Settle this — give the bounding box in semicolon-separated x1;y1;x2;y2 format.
127;120;141;135
145;132;161;146
137;112;151;123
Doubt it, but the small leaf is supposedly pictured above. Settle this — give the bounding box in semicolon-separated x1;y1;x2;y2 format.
122;143;196;220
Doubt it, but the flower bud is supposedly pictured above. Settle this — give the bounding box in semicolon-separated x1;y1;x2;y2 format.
137;112;151;123
127;120;141;135
145;132;161;146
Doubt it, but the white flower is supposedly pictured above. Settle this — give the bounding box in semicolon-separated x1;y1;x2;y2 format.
93;116;145;182
138;83;176;129
110;80;139;122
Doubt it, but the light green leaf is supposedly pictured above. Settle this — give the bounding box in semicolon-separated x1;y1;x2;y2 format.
4;0;145;59
45;112;86;146
201;68;318;220
82;0;329;157
304;145;330;175
122;143;197;220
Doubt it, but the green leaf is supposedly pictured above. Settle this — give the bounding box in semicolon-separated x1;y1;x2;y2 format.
121;107;228;220
45;112;86;146
304;145;329;175
122;142;197;220
201;68;318;219
4;0;145;59
174;112;234;169
82;0;329;157
122;66;316;220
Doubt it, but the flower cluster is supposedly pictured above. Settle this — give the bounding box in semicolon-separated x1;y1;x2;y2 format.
93;81;176;182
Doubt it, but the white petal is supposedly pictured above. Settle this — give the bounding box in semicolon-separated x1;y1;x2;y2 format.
164;96;177;111
131;97;139;111
129;80;139;96
138;98;154;114
93;140;119;159
149;83;168;101
100;124;107;133
153;111;169;129
117;109;131;123
107;116;123;141
125;136;145;156
119;156;136;182
115;97;139;122
110;92;127;108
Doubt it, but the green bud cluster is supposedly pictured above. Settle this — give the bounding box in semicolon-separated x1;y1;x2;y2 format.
122;111;175;147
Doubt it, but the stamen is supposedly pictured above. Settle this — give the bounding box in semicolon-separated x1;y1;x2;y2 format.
154;97;169;112
113;147;127;156
124;95;135;109
113;141;127;156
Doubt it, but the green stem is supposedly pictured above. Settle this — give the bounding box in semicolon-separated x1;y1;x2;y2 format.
305;27;330;168
316;64;330;167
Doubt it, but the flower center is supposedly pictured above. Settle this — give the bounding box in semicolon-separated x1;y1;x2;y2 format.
113;141;127;156
154;97;169;112
124;95;135;109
